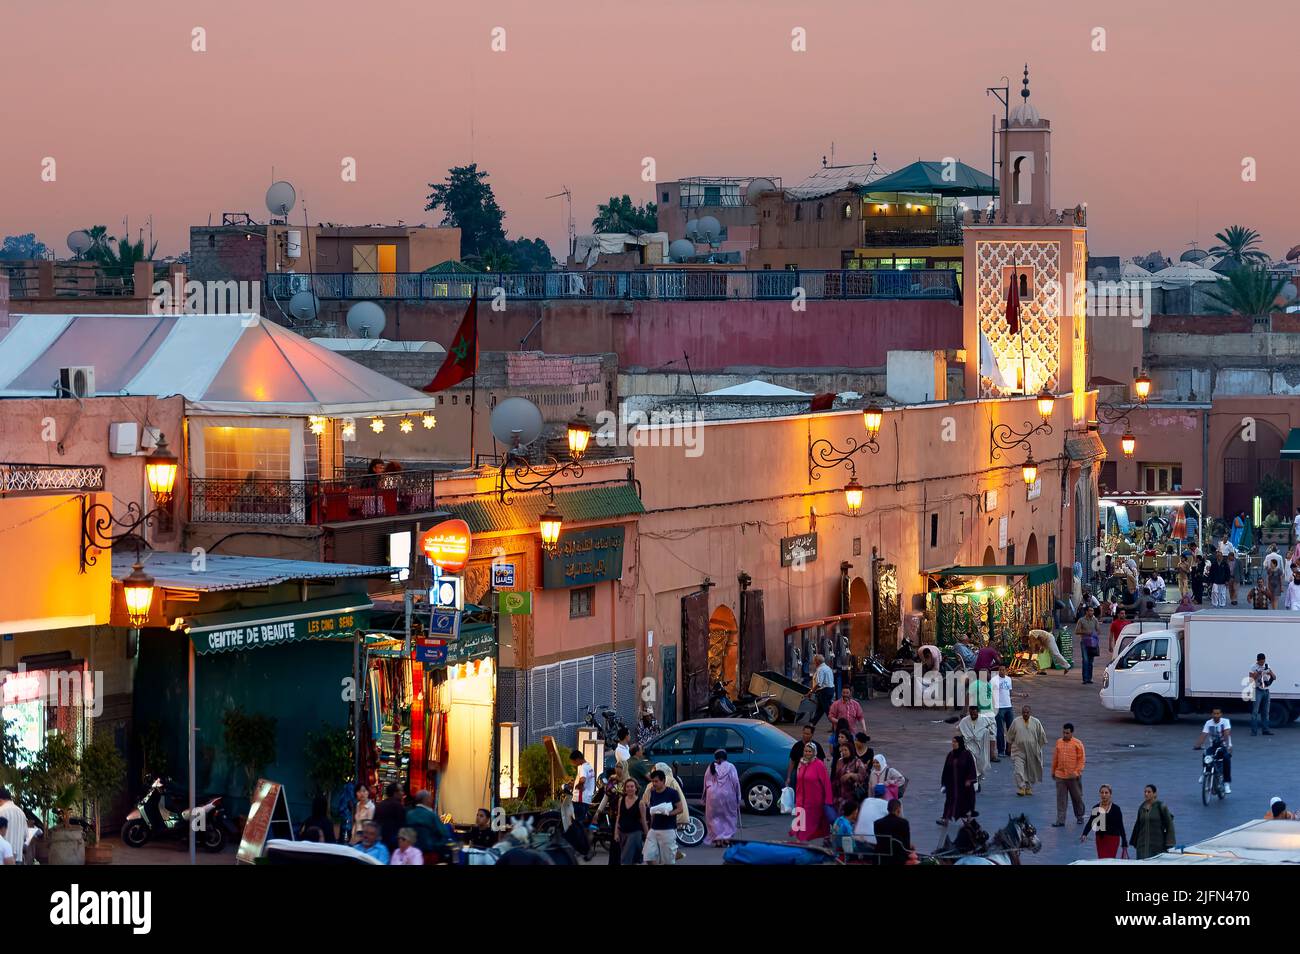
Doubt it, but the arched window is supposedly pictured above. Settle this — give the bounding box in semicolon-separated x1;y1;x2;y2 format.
1012;156;1026;205
842;202;853;219
794;204;803;222
816;203;824;220
1019;273;1029;297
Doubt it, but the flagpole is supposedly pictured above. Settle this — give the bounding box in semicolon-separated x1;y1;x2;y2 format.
1014;262;1028;394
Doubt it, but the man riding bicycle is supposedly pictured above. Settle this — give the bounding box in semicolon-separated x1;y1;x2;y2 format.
1194;708;1232;795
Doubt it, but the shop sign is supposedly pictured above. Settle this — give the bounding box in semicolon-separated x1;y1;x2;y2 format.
431;576;463;611
429;610;461;639
448;626;496;665
542;526;626;589
780;532;818;568
236;778;294;865
492;563;516;588
1027;476;1042;500
498;591;532;615
187;597;371;656
414;639;448;666
420;519;472;573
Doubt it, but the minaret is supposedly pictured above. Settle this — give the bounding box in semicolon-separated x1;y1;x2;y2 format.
961;66;1089;421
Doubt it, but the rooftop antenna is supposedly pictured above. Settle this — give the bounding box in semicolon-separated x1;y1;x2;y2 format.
986;72;1012;212
546;186;575;260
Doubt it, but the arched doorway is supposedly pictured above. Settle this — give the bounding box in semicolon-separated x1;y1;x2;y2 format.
847;577;871;657
1222;421;1286;522
982;545;997;566
1024;533;1040;565
707;605;739;688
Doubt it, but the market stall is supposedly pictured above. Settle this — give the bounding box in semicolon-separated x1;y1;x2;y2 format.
925;563;1060;655
1099;489;1205;565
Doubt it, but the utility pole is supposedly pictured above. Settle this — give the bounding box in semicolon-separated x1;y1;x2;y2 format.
546;187;575;261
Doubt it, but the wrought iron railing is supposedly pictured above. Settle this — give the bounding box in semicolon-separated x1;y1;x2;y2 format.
264;268;960;302
860;220;963;247
0;463;106;495
188;469;437;525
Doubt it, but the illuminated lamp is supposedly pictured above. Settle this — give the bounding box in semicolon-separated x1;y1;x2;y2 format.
1022;457;1038;486
1035;389;1055;422
844;478;864;514
1121;432;1136;457
370;417;385;434
1134;371;1152;403
342;419;357;441
122;561;156;628
567;410;592;461
144;435;178;505
863;403;884;438
995;586;1007;598
973;579;985;591
422;413;437;429
539;503;563;554
308;416;326;436
498;722;520;799
399;417;414;434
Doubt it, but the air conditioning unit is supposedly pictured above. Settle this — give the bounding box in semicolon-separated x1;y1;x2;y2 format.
59;366;95;399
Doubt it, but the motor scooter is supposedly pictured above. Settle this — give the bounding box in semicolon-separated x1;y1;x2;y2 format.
121;776;234;852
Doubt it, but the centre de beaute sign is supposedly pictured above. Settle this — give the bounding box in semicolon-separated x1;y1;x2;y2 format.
187;596;372;655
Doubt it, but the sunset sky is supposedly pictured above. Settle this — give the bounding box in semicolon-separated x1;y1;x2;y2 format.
3;0;1296;261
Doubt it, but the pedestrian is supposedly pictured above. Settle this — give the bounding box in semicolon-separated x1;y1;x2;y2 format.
791;741;833;843
467;808;497;849
354;821;390;863
1285;568;1300;611
939;736;978;825
0;817;12;865
613;778;647;863
0;786;27;863
974;641;1002;673
1050;722;1086;827
828;685;867;737
832;798;861;852
703;749;741;846
991;664;1015;758
852;731;874;766
374;782;407;852
1074;606;1101;684
832;739;867;805
1264;797;1295;821
785;723;826;789
1208;552;1230;607
806;653;836;729
1266;547;1285;609
349;782;374;844
298;794;336;843
1081;784;1127;859
390;827;424;865
635;711;660;750
626;742;653;790
958;705;995;779
1194;708;1233;794
1108;609;1128;654
828;720;855;777
867;752;906;801
1028;627;1071;672
644;769;681;865
407;789;453;860
874;798;913;865
1248;652;1277;736
1006;704;1047;796
854;783;891;847
614;726;631;767
1189;553;1205;604
1129;784;1176;859
1175;553;1190;600
569;749;596;860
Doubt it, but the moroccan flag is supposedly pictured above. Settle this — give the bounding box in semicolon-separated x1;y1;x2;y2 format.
422;295;478;393
1005;268;1021;335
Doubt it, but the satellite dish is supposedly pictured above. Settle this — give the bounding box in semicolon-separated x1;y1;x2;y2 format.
67;230;93;256
698;216;721;242
684;219;700;240
346;301;387;338
288;290;319;321
745;178;776;203
1282;283;1298;304
669;239;696;261
490;397;544;448
266;181;297;218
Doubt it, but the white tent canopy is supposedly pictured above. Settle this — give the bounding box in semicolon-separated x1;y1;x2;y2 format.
1148;262;1227;289
0;313;438;417
703;380;812;398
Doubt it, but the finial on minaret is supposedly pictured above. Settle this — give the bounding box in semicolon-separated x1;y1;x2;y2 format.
872;150;878;163
1021;64;1030;102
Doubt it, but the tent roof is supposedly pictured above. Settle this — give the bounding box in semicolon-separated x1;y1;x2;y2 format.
860;160;998;198
930;563;1059;588
786;161;889;200
703;380;812;398
0;314;438;416
423;260;478;274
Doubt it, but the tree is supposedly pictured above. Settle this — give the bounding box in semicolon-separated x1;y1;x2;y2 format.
1205;265;1285;317
303;724;352;806
0;233;49;261
592;195;657;233
96;235;158;279
505;236;555;271
1209;225;1269;267
222;709;277;797
425;164;507;260
80;730;126;846
470;246;515;273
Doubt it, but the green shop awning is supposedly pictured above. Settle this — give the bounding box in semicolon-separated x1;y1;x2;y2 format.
186;594;373;655
932;563;1059;588
1282;428;1300;460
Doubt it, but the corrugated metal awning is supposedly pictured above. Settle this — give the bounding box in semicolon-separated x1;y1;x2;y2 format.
111;551;396;592
437;483;644;534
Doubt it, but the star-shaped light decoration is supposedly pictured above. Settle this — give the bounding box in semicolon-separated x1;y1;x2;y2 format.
308;416;326;436
370;417;385;433
399;417;414;434
422;413;437;429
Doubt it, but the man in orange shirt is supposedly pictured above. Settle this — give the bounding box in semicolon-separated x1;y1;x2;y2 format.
1050;723;1086;827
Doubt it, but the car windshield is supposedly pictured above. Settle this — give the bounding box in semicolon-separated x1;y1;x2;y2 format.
745;721;800;751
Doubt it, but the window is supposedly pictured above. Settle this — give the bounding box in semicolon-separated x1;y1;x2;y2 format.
1118;638;1170;669
649;728;697;757
1141;463;1182;493
699;726;746;754
1047;535;1056;564
929;513;939;548
202;426;291;480
1099;461;1117;494
842;202;853;220
662;192;670;204
703;186;721;205
569;586;595;619
1006;543;1016;565
816;203;824;220
1018;273;1029;297
794;205;803;222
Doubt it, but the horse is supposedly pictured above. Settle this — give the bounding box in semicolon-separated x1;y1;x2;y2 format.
933;813;1042;866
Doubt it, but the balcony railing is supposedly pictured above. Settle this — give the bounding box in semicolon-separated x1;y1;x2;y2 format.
861;220;963;248
265;268;959;302
188;469;436;525
0;463;106;495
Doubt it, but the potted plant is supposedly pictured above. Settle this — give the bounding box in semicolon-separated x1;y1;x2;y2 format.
80;730;127;864
21;733;84;866
222;709;277;802
304;724;351;838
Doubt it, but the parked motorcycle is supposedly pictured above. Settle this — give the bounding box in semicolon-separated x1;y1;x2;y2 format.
585;704;628;746
120;776;234;852
694;680;778;722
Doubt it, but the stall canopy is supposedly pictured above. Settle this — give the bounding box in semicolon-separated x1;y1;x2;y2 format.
0;313;437;417
931;563;1059;588
860;160;998;198
1282;428;1300;460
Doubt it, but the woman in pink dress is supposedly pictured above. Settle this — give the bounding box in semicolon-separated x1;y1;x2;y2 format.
702;749;741;846
791;742;832;842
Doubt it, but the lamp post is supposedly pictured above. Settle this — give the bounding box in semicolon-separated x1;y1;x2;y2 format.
1095;371;1152;458
990;395;1054;491
808;403;885;513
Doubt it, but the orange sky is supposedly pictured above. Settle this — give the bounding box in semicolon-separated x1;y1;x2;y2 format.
3;0;1296;261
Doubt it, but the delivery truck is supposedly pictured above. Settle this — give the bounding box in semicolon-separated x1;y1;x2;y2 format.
1099;608;1300;726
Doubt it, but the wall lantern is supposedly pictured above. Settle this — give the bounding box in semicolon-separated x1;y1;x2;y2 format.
567;410;592;461
844;478;864;514
539;503;564;555
144;434;178;505
122;560;156;628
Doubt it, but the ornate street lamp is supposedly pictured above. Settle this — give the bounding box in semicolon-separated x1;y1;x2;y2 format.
1035;389;1055;423
1022;457;1038;486
1095;371;1155;458
862;403;884;440
81;434;180;572
143;435;178;505
538;503;564;554
808;402;886;488
1134;371;1152;403
1121;431;1136;457
844;478;864;515
121;560;156;628
566;409;592;461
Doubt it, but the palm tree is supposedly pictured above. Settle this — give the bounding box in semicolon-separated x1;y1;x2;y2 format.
1209;225;1269;267
1205;265;1285;319
592;195;657;233
468;247;515;273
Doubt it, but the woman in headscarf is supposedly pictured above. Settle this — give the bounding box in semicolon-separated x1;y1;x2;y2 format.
791;742;833;842
702;749;741;847
828;719;854;776
831;739;866;805
867;753;906;801
1081;783;1127;859
939;735;978;825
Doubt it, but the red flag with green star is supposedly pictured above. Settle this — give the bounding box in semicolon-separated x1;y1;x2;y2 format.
422;294;478;392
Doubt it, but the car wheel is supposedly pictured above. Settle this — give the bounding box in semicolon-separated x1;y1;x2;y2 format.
761;701;781;724
1267;702;1291;730
677;813;706;848
745;778;778;814
1131;695;1165;726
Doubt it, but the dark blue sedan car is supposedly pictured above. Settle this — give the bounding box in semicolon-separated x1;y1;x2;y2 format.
643;718;791;814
